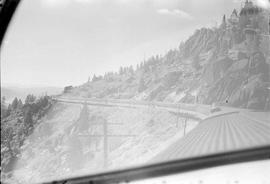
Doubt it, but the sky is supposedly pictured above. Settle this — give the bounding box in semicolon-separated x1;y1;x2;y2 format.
0;0;246;87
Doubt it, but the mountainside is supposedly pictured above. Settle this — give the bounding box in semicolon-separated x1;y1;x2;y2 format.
1;95;53;175
1;3;270;183
2;102;197;183
64;3;270;110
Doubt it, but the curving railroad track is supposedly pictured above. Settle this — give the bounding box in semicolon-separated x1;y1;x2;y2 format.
53;97;270;163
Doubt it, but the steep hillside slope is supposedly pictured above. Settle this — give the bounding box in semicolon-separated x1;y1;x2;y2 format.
64;3;270;111
8;103;197;183
1;96;53;176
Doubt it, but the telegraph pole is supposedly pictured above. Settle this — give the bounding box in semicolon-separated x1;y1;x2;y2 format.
76;103;136;169
103;119;108;168
183;118;187;136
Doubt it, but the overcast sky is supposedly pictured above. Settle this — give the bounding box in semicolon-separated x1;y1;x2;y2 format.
1;0;243;87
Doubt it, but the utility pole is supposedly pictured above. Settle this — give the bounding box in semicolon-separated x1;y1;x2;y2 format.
183;117;187;136
77;103;136;169
245;55;251;108
79;122;135;169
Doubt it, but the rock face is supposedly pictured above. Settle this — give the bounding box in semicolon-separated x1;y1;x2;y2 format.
66;2;270;110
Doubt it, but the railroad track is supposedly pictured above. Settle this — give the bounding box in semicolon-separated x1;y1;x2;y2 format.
53;97;270;163
52;97;211;120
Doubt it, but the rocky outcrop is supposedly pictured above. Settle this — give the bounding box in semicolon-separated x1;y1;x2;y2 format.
65;2;270;110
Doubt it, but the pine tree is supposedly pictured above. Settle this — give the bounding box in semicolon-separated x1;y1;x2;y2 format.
92;74;98;82
17;99;23;109
119;67;124;75
11;97;19;110
1;96;7;118
129;65;134;75
25;94;36;104
6;104;12;117
24;110;33;128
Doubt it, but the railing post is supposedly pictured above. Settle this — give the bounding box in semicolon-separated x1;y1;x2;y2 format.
176;103;180;128
103;119;108;169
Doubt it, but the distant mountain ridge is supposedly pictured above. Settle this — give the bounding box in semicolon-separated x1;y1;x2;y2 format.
1;85;62;103
64;1;270;110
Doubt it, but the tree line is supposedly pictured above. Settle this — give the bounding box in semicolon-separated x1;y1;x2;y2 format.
1;94;53;173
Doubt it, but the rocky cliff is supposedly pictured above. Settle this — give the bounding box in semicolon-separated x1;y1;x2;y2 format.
65;2;270;110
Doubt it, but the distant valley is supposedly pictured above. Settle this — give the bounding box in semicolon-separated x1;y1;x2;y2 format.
1;85;62;103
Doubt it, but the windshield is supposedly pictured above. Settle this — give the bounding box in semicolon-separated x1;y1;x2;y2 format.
1;0;270;183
